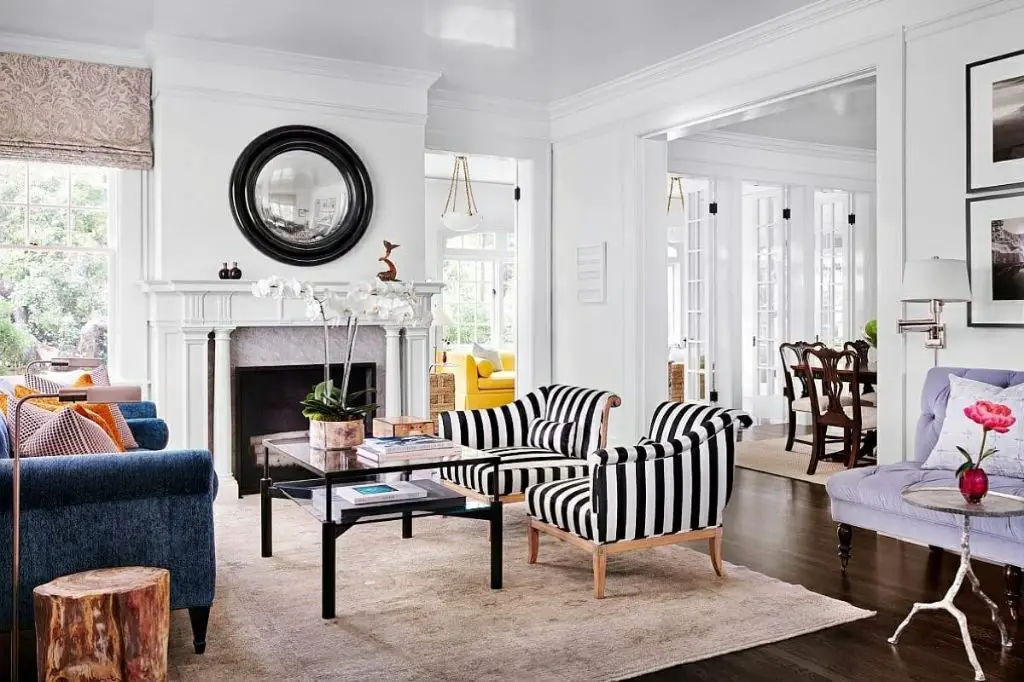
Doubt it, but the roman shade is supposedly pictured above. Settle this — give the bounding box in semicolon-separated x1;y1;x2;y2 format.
0;52;152;170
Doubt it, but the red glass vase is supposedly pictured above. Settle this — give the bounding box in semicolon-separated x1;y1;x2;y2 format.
959;468;989;504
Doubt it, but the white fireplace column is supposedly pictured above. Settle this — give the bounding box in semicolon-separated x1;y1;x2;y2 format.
212;327;235;476
180;326;212;457
403;325;431;417
384;325;403;417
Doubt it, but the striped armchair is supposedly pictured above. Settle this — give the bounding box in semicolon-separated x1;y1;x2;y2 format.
437;384;621;503
525;402;751;598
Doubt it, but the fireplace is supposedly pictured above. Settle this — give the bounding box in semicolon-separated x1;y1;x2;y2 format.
232;362;376;495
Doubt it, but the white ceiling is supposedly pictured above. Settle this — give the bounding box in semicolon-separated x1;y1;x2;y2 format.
0;0;816;102
717;78;877;149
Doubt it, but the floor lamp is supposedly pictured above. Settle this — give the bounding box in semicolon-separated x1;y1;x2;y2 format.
8;378;141;681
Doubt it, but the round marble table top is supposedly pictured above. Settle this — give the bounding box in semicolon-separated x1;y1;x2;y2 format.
902;487;1024;518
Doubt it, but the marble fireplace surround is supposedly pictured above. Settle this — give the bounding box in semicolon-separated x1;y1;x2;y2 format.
141;279;443;475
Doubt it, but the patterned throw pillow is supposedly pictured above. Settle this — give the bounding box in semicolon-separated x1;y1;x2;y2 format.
19;407;119;457
526;418;577;456
83;366;111;386
3;400;55;450
13;382;137;450
23;373;63;394
471;343;505;371
923;374;1024;478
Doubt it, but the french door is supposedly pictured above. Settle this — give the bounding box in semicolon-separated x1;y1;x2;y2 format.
814;190;853;347
667;176;712;402
742;182;786;417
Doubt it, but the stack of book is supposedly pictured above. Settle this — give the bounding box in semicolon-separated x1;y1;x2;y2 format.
357;435;461;463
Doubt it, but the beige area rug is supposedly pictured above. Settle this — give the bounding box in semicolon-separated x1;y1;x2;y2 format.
167;481;873;681
736;437;847;485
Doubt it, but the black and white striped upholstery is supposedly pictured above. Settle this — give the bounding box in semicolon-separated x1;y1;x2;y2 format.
526;403;751;544
437;385;618;497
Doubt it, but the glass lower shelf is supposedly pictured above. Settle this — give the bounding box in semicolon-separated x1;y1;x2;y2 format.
274;478;490;525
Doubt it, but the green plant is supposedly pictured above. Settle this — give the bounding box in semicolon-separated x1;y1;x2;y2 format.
300;380;377;422
863;319;878;348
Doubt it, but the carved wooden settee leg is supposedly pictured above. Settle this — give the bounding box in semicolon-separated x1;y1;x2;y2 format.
1006;565;1022;622
837;523;853;574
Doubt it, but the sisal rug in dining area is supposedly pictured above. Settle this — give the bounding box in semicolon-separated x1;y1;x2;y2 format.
736;437;847;485
167;481;872;681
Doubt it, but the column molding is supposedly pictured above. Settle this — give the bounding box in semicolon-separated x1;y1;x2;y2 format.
211;327;235;476
384;325;403;417
403;326;431;418
180;326;212;453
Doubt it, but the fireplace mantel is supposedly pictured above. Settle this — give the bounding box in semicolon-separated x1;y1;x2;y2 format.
141;279;444;474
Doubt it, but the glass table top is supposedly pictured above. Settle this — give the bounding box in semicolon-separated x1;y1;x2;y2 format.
902;487;1024;518
263;434;498;479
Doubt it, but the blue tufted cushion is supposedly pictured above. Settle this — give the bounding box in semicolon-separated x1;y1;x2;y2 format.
915;367;1024;462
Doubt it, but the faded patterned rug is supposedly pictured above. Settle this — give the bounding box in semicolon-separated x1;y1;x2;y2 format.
168;480;872;681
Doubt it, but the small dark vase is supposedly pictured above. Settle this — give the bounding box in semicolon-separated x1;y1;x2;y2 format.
217;262;230;279
959;468;989;504
228;261;242;279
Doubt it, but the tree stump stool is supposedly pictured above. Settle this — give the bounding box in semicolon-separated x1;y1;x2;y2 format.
33;566;170;682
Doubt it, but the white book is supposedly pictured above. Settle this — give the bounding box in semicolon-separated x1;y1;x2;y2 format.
361;436;454;455
336;481;428;505
357;446;460;462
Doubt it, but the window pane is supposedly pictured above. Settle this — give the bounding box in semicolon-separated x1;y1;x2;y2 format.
29;164;69;206
28;206;68;245
70;168;109;208
0;161;27;204
0;205;26;245
445;235;464;249
72;209;109;247
0;250;109;369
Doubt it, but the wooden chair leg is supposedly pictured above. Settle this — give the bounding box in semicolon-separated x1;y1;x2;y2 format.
709;527;725;577
593;549;607;599
806;424;822;475
527;523;539;565
785;411;797;451
846;426;861;469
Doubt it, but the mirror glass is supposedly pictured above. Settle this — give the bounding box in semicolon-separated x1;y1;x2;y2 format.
254;150;349;245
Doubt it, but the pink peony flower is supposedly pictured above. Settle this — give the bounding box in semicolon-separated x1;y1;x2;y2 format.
964;400;1016;434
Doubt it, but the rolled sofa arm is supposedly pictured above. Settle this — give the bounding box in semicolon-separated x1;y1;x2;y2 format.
127;417;170;451
438;390;545;450
117;401;158;420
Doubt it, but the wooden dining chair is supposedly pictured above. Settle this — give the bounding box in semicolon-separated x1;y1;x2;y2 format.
843;340;875;405
779;341;828;452
800;346;877;474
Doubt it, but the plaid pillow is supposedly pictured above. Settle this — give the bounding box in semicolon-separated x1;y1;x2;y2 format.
23;373;62;394
84;367;110;386
526;418;577;456
20;407;119;457
4;400;54;450
14;381;138;449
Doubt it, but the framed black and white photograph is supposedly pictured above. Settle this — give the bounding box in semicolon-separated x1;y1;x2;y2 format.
967;191;1024;327
967;48;1024;192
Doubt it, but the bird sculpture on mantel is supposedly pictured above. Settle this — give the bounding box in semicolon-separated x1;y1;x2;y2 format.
377;240;400;281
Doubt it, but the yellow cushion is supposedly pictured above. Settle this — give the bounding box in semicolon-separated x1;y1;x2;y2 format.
478;371;515;391
476;359;495;378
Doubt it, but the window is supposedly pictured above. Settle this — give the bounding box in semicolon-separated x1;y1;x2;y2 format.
442;231;515;347
815;190;852;346
0;161;113;372
744;183;785;400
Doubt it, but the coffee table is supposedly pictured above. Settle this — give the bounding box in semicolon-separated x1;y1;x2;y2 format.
260;435;502;619
889;487;1024;681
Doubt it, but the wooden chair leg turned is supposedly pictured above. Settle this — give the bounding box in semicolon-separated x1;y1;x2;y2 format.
593;549;607;599
709;527;725;577
785;412;797;451
1006;565;1022;622
837;523;853;574
527;523;539;565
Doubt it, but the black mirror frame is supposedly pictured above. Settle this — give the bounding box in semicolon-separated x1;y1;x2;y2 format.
228;125;373;266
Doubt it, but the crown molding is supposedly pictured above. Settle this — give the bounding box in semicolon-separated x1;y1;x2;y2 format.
429;88;548;121
0;30;148;68
427;88;551;141
549;0;887;123
145;33;440;91
682;130;877;163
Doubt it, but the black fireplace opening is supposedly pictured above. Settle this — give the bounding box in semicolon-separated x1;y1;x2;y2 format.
232;362;376;496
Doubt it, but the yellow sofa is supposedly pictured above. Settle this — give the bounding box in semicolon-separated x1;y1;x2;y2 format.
439;350;516;410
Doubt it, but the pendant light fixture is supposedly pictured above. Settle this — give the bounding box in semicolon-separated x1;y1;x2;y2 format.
441;155;483;232
666;175;686;244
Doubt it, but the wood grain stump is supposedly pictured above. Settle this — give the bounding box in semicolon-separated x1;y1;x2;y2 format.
33;566;170;682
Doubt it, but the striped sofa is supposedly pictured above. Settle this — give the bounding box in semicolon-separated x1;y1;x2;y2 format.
437;384;621;503
525;402;752;598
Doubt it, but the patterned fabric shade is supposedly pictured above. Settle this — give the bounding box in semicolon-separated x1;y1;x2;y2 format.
0;52;152;169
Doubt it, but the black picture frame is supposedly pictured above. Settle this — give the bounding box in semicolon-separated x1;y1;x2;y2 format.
966;190;1024;328
229;125;373;266
966;47;1024;194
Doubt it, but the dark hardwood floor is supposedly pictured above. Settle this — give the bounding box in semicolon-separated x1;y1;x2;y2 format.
636;424;1023;681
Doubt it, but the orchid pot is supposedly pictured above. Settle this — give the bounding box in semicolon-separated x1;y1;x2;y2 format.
956;400;1015;504
309;418;365;450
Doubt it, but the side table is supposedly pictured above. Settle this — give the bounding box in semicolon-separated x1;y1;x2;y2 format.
889;487;1023;681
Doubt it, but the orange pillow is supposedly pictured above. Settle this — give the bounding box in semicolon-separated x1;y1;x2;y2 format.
13;385;125;452
72;373;95;388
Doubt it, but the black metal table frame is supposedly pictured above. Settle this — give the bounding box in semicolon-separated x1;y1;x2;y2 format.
259;445;502;619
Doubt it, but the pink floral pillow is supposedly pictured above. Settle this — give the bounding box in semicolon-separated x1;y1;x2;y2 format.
19;407;119;457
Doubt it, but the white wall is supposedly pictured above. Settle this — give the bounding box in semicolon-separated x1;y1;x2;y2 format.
668;132;876;418
550;0;1023;457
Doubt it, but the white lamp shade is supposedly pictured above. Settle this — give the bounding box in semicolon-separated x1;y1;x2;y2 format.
900;258;972;302
441;211;483;233
432;307;455;327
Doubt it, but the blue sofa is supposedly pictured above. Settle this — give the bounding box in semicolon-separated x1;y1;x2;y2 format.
0;400;217;654
827;367;1024;619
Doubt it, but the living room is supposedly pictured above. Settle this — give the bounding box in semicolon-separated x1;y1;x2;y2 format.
2;1;1024;680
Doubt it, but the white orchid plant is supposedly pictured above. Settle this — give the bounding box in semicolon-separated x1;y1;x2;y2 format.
252;276;418;422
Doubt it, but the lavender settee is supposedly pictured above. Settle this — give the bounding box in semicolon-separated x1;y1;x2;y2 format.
826;367;1024;619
